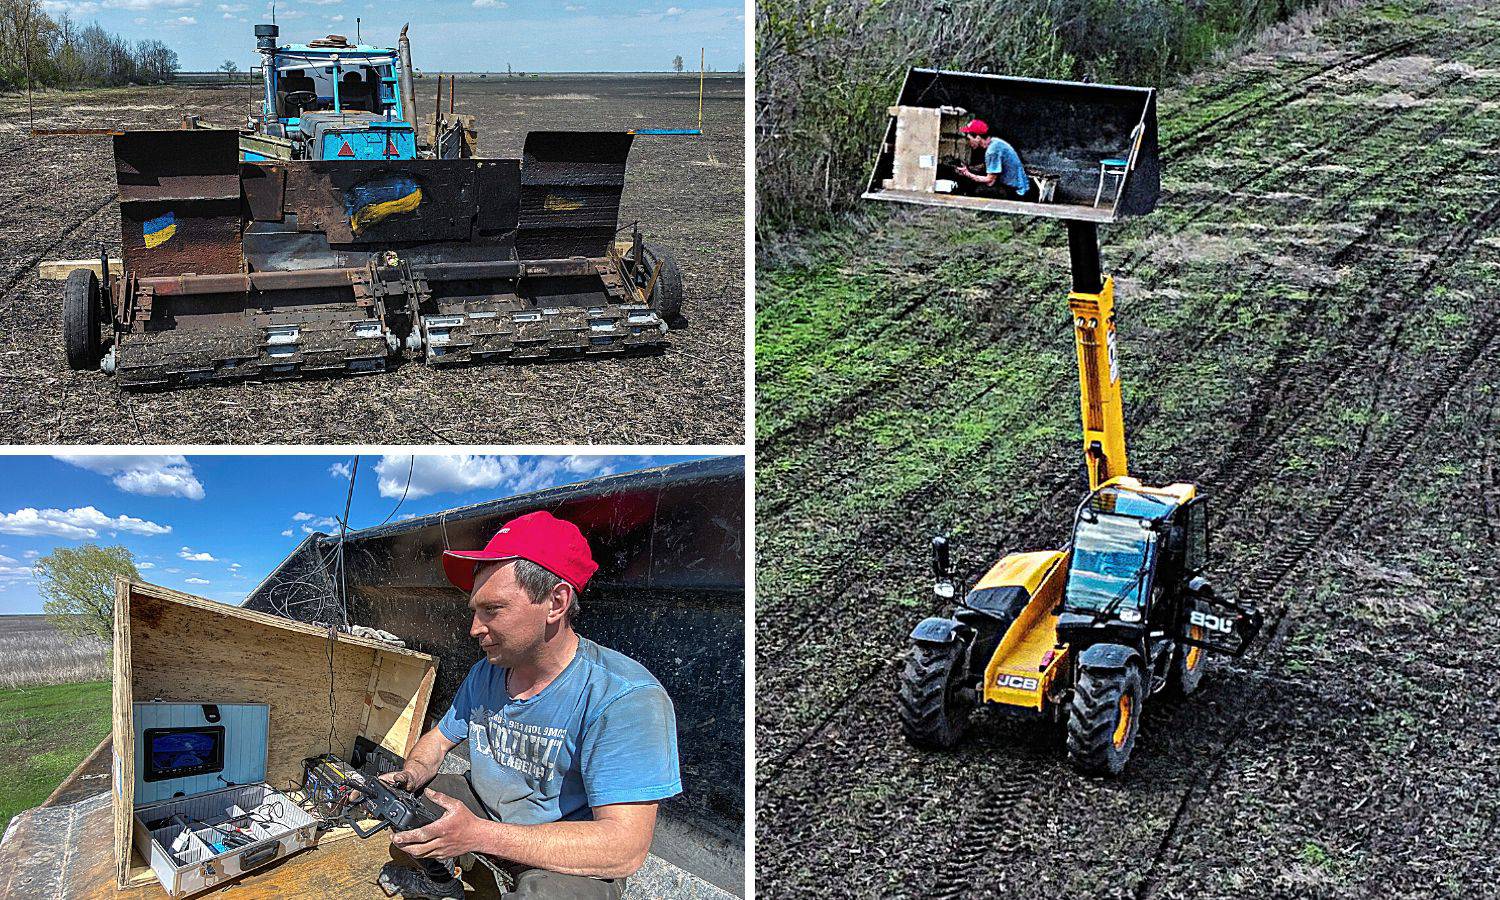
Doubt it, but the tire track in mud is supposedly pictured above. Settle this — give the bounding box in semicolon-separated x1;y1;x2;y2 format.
1132;308;1500;899
0;192;116;304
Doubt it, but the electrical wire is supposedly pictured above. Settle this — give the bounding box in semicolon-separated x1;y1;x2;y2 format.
376;454;415;528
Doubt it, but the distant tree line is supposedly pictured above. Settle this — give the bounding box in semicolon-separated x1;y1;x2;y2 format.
0;0;179;90
757;0;1334;239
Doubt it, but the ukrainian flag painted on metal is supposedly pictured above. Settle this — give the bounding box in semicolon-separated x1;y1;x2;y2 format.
347;175;423;235
143;212;177;249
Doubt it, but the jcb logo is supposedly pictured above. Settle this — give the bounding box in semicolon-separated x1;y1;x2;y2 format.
1189;610;1234;633
998;674;1039;691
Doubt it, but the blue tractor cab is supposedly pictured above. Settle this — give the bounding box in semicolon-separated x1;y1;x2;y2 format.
247;24;423;161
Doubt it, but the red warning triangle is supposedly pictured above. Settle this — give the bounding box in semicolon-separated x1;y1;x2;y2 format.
337;141;355;158
386;137;399;157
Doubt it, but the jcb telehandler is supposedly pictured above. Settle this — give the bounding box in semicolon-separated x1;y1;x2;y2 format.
868;70;1263;775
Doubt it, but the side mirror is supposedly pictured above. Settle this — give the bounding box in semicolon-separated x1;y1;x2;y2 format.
931;536;950;579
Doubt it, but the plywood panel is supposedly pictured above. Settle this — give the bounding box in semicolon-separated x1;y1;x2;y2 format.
889;105;941;191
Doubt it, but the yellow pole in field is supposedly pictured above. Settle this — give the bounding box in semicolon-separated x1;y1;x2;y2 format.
698;47;705;133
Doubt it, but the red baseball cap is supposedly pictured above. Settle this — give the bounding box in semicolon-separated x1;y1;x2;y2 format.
959;119;989;135
441;511;598;594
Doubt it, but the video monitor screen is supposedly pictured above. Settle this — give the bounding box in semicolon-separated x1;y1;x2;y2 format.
143;726;226;782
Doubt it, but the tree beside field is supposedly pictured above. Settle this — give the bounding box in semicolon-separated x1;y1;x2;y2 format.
673;54;684;74
0;0;178;89
36;544;137;644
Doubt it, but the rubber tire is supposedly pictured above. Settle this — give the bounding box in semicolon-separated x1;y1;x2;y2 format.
63;268;102;371
1168;626;1208;697
1066;661;1145;776
897;639;972;749
639;242;684;324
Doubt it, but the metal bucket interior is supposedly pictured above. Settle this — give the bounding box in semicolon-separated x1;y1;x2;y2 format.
244;457;745;894
865;68;1160;223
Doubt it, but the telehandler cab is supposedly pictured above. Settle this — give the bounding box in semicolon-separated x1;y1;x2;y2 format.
869;70;1263;775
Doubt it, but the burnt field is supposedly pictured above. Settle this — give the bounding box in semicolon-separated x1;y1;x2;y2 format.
756;0;1500;897
0;73;743;444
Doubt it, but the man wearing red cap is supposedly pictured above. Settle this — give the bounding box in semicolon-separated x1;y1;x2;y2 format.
375;511;681;900
954;118;1034;201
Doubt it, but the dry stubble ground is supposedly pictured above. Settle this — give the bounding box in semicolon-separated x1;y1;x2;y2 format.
0;73;744;444
755;0;1500;896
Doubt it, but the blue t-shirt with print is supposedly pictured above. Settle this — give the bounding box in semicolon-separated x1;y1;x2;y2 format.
437;637;681;825
985;138;1030;196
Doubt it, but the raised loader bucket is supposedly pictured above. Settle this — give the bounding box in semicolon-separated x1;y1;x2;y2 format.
864;69;1160;223
243;457;745;896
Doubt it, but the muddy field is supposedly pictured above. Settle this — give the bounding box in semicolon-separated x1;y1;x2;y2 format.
0;73;743;444
756;0;1500;896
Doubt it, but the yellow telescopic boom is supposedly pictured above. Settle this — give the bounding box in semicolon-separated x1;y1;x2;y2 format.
1066;221;1129;490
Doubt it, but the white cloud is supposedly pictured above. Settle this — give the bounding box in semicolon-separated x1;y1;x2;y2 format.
55;455;205;500
280;528;294;537
0;554;13;564
165;567;181;574
0;506;170;540
0;565;35;581
473;0;506;6
229;563;241;570
178;547;217;562
21;550;37;559
292;512;341;533
217;2;247;10
138;561;156;569
374;454;618;500
169;15;196;24
564;3;583;8
330;14;344;21
329;461;352;479
666;5;683;13
376;455;505;498
185;577;210;585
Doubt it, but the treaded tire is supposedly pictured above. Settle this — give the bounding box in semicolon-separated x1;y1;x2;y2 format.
640;242;684;324
63;268;102;371
1167;625;1208;697
1066;660;1145;776
897;639;971;749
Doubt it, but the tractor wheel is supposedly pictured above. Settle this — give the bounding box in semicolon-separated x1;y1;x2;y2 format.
63;268;102;370
1066;661;1145;776
897;639;972;749
1168;625;1208;697
639;242;684;324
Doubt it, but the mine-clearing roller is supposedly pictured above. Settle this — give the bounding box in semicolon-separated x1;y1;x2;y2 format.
868;70;1263;775
52;126;682;389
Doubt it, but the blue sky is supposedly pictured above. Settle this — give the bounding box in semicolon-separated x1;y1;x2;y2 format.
0;453;707;615
39;0;745;73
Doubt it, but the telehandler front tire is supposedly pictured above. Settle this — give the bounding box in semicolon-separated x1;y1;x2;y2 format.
897;640;971;749
1066;661;1145;776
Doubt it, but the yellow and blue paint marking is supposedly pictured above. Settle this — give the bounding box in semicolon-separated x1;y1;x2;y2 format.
143;212;176;249
347;175;423;234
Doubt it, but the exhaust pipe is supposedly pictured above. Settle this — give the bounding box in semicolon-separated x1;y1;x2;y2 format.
397;24;418;131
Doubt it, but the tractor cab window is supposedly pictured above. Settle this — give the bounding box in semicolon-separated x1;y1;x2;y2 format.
1065;513;1156;614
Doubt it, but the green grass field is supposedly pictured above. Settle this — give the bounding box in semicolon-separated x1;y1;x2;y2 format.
0;681;111;832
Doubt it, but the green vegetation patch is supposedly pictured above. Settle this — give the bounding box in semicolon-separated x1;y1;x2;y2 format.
0;681;111;832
